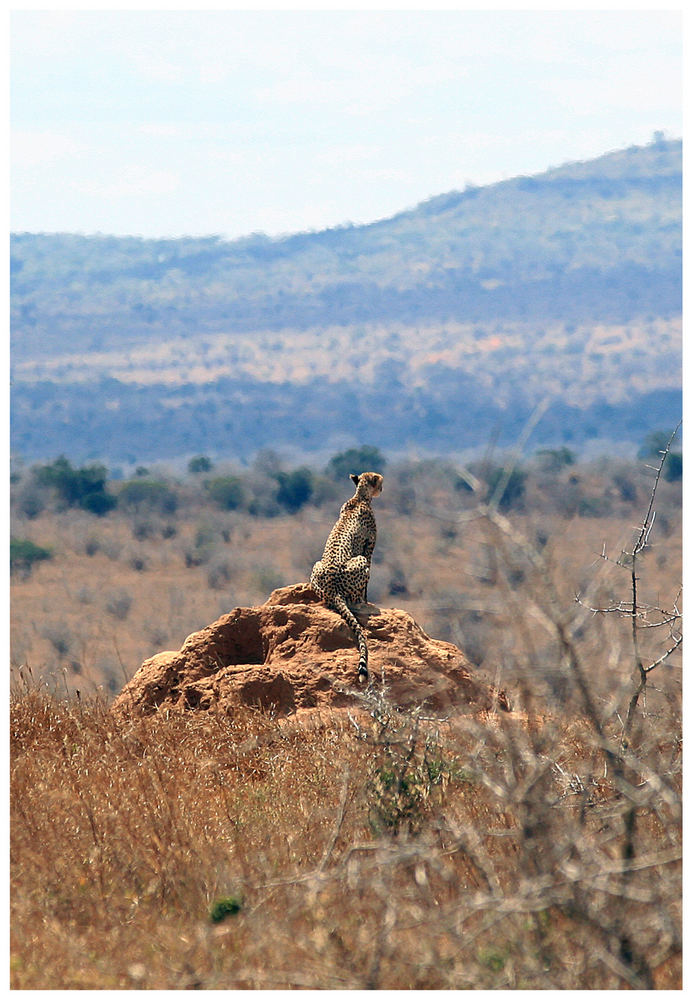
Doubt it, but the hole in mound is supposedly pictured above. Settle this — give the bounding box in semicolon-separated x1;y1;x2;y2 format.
183;686;211;710
209;612;266;666
239;672;296;714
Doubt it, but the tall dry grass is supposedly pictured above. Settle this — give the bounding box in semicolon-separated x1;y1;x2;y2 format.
10;453;681;987
11;651;681;988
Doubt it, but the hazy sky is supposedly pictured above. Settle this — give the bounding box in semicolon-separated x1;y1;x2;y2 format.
11;9;682;240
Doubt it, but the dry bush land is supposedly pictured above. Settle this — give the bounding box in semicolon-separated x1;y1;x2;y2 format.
10;456;682;988
13;317;681;411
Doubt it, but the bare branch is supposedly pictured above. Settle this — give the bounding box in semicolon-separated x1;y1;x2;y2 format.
644;635;683;674
634;420;681;558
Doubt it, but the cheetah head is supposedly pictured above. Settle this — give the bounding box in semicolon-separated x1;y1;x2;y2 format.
350;471;383;498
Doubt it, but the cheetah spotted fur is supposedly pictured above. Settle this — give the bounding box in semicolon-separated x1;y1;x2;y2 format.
310;471;383;682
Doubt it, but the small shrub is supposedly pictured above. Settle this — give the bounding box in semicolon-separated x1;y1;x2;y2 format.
15;485;45;520
256;566;284;594
207;559;232;590
369;765;427;835
188;455;214;475
478;947;508;973
387;565;408;596
244;475;282;518
367;711;451;837
147;625;169;649
485;466;526;511
276;467;314;512
10;538;52;574
41;622;72;658
578;496;611;518
184;526;217;568
664;452;682;483
637;428;680;460
536;447;576;473
209;896;243;923
636;430;682;482
205;476;245;511
613;471;637;503
81;491;117;517
105;590;132;621
118;479;178;515
326;445;386;482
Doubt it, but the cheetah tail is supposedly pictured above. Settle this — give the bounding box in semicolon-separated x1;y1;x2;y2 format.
331;592;369;683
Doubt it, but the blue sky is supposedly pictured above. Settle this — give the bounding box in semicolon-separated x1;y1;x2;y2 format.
11;9;682;240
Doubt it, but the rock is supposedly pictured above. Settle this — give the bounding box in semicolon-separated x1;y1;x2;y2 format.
111;583;509;718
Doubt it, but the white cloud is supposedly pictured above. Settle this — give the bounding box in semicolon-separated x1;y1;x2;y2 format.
77;165;180;201
137;123;185;138
315;144;381;166
12;130;87;168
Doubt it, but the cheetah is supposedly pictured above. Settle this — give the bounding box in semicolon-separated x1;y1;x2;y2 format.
310;471;383;683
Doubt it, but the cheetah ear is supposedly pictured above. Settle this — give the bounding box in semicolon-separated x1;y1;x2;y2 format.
350;474;359;486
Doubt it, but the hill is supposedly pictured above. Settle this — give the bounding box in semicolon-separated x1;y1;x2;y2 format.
10;137;681;465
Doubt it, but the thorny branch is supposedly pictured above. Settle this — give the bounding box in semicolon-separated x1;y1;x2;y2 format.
622;422;682;745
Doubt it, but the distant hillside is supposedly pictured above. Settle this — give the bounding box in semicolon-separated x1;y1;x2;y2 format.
10;137;682;465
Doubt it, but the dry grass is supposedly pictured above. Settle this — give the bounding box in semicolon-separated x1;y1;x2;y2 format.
11;677;681;989
10;458;682;988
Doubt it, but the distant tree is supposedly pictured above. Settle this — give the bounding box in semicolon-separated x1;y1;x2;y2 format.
81;491;117;516
638;428;682;482
188;455;214;475
276;468;314;512
326;446;386;483
204;476;245;511
612;470;637;503
663;450;682;483
118;478;179;515
15;483;45;520
638;428;680;460
485;466;527;512
252;449;283;478
10;538;52;574
536;447;576;473
33;456;115;516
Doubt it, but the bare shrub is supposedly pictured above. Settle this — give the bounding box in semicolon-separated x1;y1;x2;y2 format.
207;557;233;591
255;565;284;596
84;536;100;556
184;524;217;567
15;483;46;520
128;554;147;573
104;590;132;621
147;625;170;650
76;586;94;605
132;520;155;541
41;622;72;658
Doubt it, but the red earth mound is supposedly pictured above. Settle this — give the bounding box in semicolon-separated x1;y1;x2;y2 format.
112;583;509;718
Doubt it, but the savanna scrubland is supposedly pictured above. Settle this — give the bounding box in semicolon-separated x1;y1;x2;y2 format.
11;139;682;464
10;439;682;988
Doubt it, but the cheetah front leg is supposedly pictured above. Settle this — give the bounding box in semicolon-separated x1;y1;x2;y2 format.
361;537;376;604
